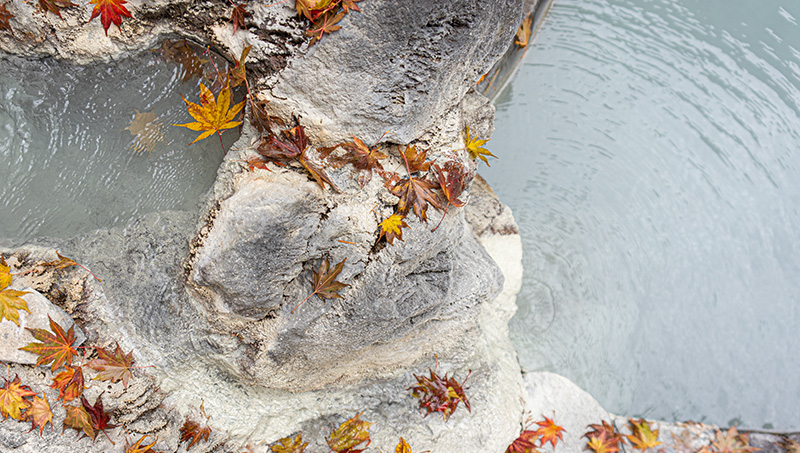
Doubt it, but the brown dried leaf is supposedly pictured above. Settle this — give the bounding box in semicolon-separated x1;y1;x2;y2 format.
23;393;54;436
125;110;165;154
0;2;13;32
271;433;308;453
292;257;348;313
87;342;135;388
230;2;250;34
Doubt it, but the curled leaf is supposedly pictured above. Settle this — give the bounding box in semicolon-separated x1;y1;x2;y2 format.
327;412;371;453
50;365;84;402
409;363;471;422
271;433;308;453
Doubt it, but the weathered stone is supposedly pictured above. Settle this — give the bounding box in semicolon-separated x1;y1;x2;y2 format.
263;0;524;145
0;287;85;365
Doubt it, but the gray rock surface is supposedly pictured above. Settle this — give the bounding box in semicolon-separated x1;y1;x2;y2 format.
0;287;85;366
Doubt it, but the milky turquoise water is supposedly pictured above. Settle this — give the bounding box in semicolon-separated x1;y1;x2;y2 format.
0;50;235;242
483;0;800;430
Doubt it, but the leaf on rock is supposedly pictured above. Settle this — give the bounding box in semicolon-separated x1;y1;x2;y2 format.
534;415;566;449
322;135;388;187
230;2;250;34
125;110;165;154
585;431;621;453
258;123;337;191
50;365;84;402
409;363;471;422
38;0;76;19
395;437;412;453
87;342;135;388
401;145;433;174
433;161;468;209
625;418;661;451
0;255;12;289
388;175;441;223
23;393;54;436
229;45;251;88
341;0;361;13
82;395;116;443
306;11;344;45
463;126;496;166
295;0;334;21
505;430;539;453
326;412;372;453
43;252;78;270
20;315;79;371
89;0;132;36
0;288;30;327
173;83;244;145
63;401;94;440
709;427;759;453
780;439;800;453
271;433;308;453
180;418;212;449
378;214;409;245
126;435;161;453
156;39;210;84
0;2;13;32
292;257;348;313
0;375;35;420
515;15;532;48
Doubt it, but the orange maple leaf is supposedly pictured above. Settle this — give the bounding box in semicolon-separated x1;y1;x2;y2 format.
20;316;79;371
505;429;539;453
625;418;662;451
0;375;35;420
126;435;161;453
270;433;308;453
173;83;244;147
89;0;132;36
585;431;621;453
535;415;566;449
23;393;54;436
378;214;409;245
87;342;135;388
50;365;84;402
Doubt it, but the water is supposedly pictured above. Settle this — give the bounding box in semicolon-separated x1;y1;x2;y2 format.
483;0;800;430
0;47;236;242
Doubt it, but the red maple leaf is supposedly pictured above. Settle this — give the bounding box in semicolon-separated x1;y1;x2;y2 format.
89;0;132;36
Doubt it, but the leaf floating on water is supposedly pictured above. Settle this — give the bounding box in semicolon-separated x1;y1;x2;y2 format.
173;83;244;146
155;39;210;84
125;110;165;154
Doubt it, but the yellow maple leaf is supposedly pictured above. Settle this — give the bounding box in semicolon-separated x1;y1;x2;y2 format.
378;214;409;245
464;126;496;166
626;419;662;451
0;375;36;420
173;83;244;146
271;433;308;453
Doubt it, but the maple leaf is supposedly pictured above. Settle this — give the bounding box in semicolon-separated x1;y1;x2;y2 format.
710;427;759;453
322;135;388;187
173;83;244;148
463;126;496;166
292;257;348;313
63;400;94;440
126;435;161;453
535;415;566;449
341;0;361;13
327;412;372;453
87;342;135;388
409;362;471;422
230;2;250;34
378;214;409;245
125;110;165;154
396;437;412;453
180;403;212;450
43;251;78;270
0;255;11;289
0;375;35;420
0;2;13;33
89;0;132;36
20;315;79;371
625;418;661;451
306;11;344;45
271;433;308;453
431;161;469;231
0;286;30;327
258;122;337;190
249;99;283;135
585;431;621;453
671;430;699;453
50;365;84;402
515;15;532;48
23;393;54;436
38;0;76;19
229;45;251;88
585;421;623;445
156;39;210;84
82;395;116;443
388;175;441;223
295;0;335;21
401;145;433;173
505;430;540;453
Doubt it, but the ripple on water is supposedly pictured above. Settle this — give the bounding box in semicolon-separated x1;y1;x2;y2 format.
484;0;800;430
0;48;237;242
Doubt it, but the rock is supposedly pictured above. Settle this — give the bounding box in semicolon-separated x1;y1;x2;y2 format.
523;371;612;451
0;287;85;366
263;0;524;145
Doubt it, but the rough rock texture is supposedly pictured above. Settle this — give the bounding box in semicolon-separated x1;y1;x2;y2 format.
263;0;524;144
0;287;85;365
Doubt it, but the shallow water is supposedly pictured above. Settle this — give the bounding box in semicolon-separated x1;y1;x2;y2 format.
483;0;800;430
0;49;236;242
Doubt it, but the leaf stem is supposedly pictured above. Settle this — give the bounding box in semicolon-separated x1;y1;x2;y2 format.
431;201;451;232
291;291;316;313
217;131;226;154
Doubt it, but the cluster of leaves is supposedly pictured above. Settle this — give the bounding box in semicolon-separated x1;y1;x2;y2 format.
408;359;471;422
294;0;363;45
0;254;166;452
0;0;131;35
506;415;565;453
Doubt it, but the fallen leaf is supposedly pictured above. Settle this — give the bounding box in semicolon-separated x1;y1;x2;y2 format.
43;252;78;270
710;427;759;453
87;342;135;388
463;125;496;166
306;11;344;45
327;412;371;453
505;430;539;453
431;160;469;231
780;439;800;453
271;433;308;453
258;123;337;190
409;363;471;422
0;256;11;288
515;15;532;48
38;0;76;18
50;365;84;402
230;2;250;34
173;83;244;145
82;395;116;443
180;418;212;449
63;401;94;440
0;2;13;32
23;393;54;436
401;145;433;174
585;431;621;453
535;415;566;449
125;110;165;154
378;214;409;245
396;437;412;453
156;39;210;84
0;375;35;420
89;0;132;36
292;257;348;313
388;175;441;222
341;0;361;13
20;316;79;371
625;419;661;451
0;288;30;327
321;135;388;187
126;435;161;453
228;45;251;88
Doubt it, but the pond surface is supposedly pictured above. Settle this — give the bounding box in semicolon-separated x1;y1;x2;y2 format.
0;46;236;242
483;0;800;430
